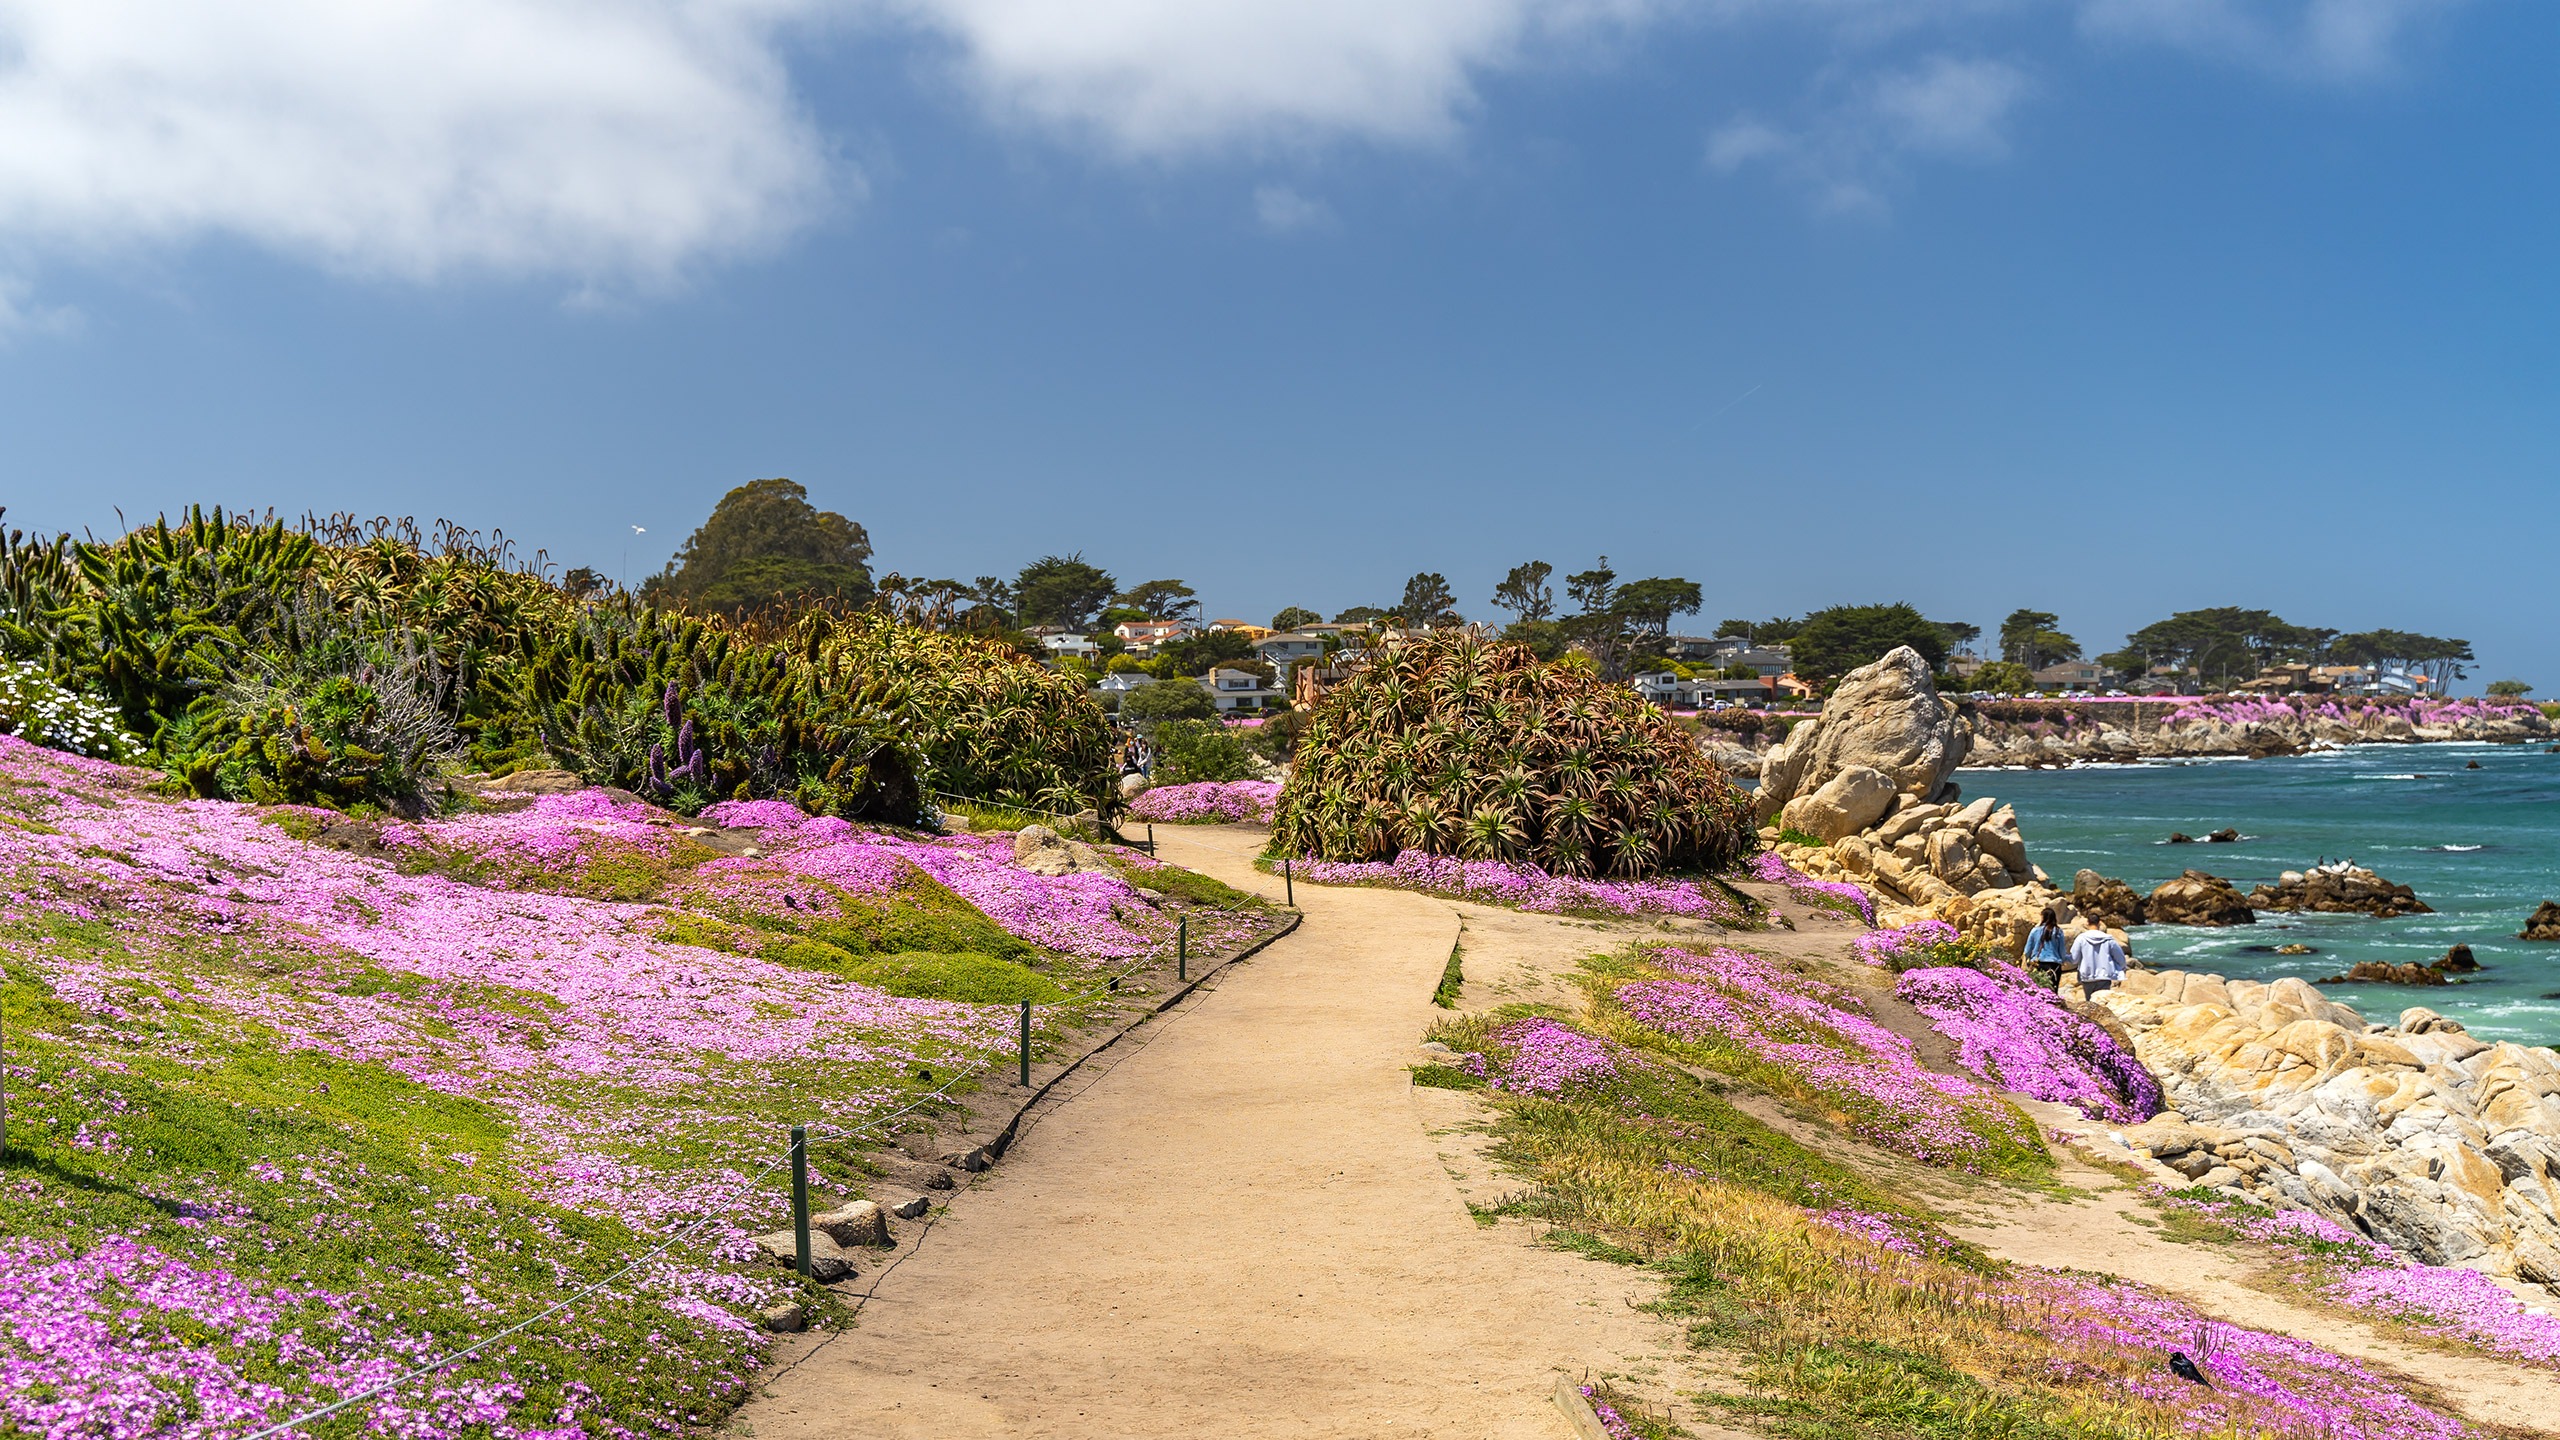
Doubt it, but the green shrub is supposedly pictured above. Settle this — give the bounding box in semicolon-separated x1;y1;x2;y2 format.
1120;680;1216;727
1274;634;1756;878
1152;718;1257;784
843;952;1066;1004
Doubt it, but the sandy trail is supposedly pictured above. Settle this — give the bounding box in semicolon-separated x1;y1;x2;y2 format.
732;826;1697;1440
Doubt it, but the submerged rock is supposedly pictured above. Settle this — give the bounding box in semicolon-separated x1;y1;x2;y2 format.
2317;961;2447;987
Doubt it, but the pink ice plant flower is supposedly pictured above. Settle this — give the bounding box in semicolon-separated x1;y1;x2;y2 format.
1289;850;1747;924
2170;1192;2560;1369
1462;1017;1624;1096
1745;851;1876;925
1125;780;1281;825
1894;964;2160;1123
1614;946;2023;1166
1850;919;1958;968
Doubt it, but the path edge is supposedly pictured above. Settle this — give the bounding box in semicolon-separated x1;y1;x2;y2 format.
983;909;1303;1161
1550;1375;1612;1440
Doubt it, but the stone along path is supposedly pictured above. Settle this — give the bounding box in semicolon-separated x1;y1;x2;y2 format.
731;826;1689;1439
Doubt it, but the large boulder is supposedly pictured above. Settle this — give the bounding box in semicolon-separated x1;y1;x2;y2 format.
1755;647;1970;821
2521;901;2560;942
2073;869;2147;928
1778;764;1897;843
2144;870;2255;927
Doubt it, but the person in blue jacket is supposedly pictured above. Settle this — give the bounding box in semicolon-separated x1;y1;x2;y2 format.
2022;907;2070;983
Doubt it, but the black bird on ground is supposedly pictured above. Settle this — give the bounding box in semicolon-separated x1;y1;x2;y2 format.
2168;1351;2212;1388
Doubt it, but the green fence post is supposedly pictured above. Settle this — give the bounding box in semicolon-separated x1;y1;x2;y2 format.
790;1125;811;1280
1018;999;1031;1086
1284;857;1294;907
1178;915;1188;981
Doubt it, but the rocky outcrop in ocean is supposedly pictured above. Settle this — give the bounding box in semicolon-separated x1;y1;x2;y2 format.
1963;697;2550;768
2143;870;2257;927
2248;862;2433;919
2520;902;2560;942
2101;973;2560;1283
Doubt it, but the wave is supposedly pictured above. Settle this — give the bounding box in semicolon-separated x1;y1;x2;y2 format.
2428;844;2487;853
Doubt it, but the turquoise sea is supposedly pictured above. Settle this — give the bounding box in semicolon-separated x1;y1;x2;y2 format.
1973;743;2560;1045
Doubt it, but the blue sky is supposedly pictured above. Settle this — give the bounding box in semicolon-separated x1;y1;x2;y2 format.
1;1;2552;685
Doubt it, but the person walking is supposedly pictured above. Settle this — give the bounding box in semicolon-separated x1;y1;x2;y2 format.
2071;925;2129;1001
2023;908;2070;984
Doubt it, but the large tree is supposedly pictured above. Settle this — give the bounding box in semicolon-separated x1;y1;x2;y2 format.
1398;572;1460;627
2333;629;2475;692
1013;554;1118;631
2104;608;2334;685
1270;606;1322;632
1998;609;2081;672
643;478;873;614
1116;579;1200;622
1491;561;1556;624
1787;603;1950;683
1610;577;1703;653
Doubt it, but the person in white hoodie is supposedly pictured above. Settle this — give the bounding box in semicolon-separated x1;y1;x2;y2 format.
2070;926;2129;1000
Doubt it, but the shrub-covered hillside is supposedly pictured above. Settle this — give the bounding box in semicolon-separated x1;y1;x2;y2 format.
0;509;1113;819
0;735;1275;1438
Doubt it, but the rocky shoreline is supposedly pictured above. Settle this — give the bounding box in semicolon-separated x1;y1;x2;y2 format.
1702;697;2551;779
2097;972;2560;1284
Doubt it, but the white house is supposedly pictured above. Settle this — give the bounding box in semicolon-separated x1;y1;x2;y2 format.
1041;633;1099;660
1113;619;1193;652
1202;666;1281;713
1095;672;1156;694
1254;631;1329;667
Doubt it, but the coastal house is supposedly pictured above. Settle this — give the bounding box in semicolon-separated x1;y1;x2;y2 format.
1254;631;1330;667
1113;619;1194;652
1040;633;1099;660
1732;646;1793;678
1201;666;1281;713
1633;673;1772;710
1204;618;1273;640
1664;635;1749;666
2030;660;2105;690
1095;672;1156;695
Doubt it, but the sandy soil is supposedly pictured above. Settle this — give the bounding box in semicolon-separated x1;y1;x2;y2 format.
730;826;1737;1440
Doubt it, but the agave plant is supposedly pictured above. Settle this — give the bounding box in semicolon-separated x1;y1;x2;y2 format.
1271;633;1753;878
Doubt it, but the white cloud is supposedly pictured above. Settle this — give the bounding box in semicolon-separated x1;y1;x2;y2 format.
0;0;839;298
880;0;1669;157
2078;0;2464;79
1252;184;1335;234
1706;54;2033;213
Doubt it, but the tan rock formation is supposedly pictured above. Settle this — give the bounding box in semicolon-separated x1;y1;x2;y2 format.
2103;976;2560;1281
1756;646;1969;821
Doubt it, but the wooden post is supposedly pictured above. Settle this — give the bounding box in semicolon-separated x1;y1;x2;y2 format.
789;1125;811;1280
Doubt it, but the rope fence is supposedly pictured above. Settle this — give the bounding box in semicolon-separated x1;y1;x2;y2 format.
235;882;1287;1438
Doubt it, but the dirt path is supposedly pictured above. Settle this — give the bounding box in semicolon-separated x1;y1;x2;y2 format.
731;826;1698;1439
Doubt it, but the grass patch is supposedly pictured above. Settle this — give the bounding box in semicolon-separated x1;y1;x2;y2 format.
1432;939;1465;1009
841;951;1068;1005
1108;852;1267;911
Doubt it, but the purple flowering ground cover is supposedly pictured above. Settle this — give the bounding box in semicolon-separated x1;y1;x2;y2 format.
1285;850;1751;924
1598;944;2046;1172
1894;964;2161;1124
1435;963;2474;1437
1122;780;1280;826
0;734;1270;1439
2164;1192;2560;1370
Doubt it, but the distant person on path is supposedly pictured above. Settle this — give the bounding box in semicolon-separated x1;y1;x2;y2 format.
2023;908;2070;984
2071;926;2129;1001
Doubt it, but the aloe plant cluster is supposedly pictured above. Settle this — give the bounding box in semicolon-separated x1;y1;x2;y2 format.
1271;634;1753;877
0;508;1113;819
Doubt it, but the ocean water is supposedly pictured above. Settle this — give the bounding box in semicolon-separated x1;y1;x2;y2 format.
1970;743;2560;1045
